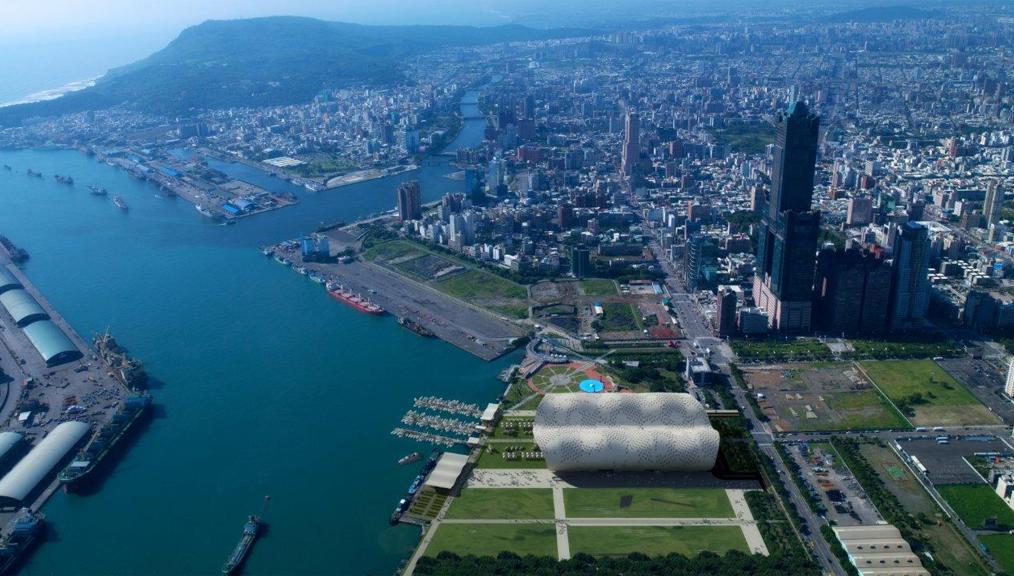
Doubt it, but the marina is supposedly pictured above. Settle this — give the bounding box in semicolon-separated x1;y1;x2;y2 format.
400;410;477;436
390;428;465;448
413;396;482;419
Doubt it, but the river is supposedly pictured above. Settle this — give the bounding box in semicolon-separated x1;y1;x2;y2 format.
0;92;505;575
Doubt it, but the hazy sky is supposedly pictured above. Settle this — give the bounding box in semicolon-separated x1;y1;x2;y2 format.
0;0;524;45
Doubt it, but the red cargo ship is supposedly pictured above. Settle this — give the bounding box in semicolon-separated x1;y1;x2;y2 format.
326;282;385;315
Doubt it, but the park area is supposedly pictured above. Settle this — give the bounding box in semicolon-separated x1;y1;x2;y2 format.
579;278;617;296
425;486;760;561
568;526;749;558
937;484;1014;529
860;360;999;426
742;363;910;432
424;524;557;557
979;534;1014;575
595;302;643;333
563;487;734;518
444;488;554;520
364;238;531;319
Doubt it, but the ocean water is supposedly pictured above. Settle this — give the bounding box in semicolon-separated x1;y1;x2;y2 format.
0;99;505;575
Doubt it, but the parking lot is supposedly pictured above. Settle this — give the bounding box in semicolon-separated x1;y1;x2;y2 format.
898;436;1012;485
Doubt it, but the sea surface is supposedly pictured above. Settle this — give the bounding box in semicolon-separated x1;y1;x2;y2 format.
0;93;506;575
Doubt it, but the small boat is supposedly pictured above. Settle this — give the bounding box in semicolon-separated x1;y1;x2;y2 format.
398;452;422;465
2;164;11;171
196;205;215;218
261;248;273;257
88;186;108;196
112;195;128;211
26;169;42;178
54;174;74;185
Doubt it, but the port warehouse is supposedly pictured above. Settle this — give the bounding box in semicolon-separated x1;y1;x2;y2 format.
0;266;82;366
0;422;90;509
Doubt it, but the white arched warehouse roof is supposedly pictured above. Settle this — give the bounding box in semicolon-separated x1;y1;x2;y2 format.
533;393;720;472
0;432;23;462
0;421;90;506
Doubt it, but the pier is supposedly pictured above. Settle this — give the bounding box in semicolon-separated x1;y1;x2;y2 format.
412;396;482;419
390;428;465;447
401;410;477;436
0;239;142;567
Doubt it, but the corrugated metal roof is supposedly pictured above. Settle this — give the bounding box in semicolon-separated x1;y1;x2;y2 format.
0;289;48;327
0;268;21;295
22;320;82;366
424;452;469;490
0;432;22;462
0;422;90;505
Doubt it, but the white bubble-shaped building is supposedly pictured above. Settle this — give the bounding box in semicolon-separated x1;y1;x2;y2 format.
533;393;720;472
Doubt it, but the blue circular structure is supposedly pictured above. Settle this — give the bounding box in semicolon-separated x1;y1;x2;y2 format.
579;379;604;393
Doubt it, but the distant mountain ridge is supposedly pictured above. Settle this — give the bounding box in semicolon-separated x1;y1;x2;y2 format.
0;17;591;126
825;6;941;23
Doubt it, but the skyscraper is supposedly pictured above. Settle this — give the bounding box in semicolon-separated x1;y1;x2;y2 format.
397;180;422;222
717;288;738;337
753;101;821;333
621;110;639;177
984;179;1003;228
888;222;931;329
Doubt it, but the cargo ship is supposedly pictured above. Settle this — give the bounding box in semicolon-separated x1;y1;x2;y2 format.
58;394;151;488
94;330;148;389
326;282;385;315
112;195;128;211
222;516;260;575
0;509;44;575
397;317;435;338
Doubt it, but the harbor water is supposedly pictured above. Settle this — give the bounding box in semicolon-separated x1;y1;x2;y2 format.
0;93;507;575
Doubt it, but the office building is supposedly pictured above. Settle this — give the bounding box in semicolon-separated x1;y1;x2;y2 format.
621;110;639;177
717;287;738;337
985;179;1004;228
754;102;821;333
571;247;592;278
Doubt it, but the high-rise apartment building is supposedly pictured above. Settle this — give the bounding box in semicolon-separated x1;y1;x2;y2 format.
397;180;422;222
888;222;931;329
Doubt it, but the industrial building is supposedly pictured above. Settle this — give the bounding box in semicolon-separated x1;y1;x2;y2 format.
0;288;49;327
533;393;720;472
831;524;929;576
0;422;90;508
0;266;83;367
22;320;82;366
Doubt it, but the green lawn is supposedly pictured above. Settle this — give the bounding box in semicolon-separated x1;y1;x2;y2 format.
861;360;998;426
563;488;734;518
822;390;911;431
579;278;617;296
475;443;546;469
597;302;642;332
979;534;1014;575
435;269;529;319
937;484;1014;529
425;523;557;557
568;525;748;558
444;488;554;520
361;239;423;262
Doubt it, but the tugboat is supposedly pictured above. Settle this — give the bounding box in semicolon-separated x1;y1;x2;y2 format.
0;509;44;575
0;236;28;263
88;185;108;196
397;452;422;465
221;515;260;575
112;195;128;211
54;174;74;185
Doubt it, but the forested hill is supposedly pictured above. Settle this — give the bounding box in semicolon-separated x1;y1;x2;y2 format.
0;17;590;126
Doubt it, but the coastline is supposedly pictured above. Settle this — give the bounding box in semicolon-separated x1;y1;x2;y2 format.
0;74;104;109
